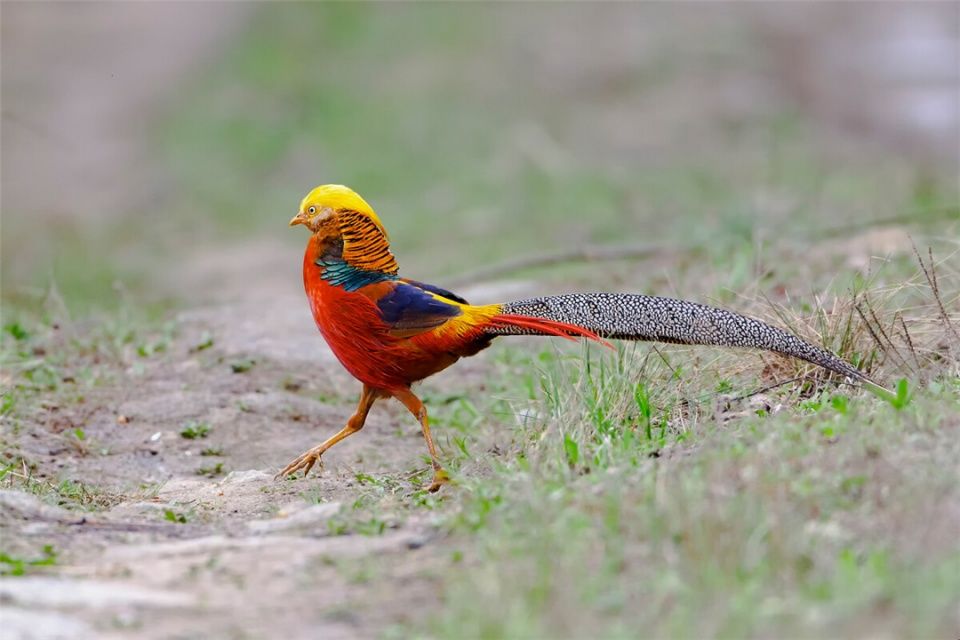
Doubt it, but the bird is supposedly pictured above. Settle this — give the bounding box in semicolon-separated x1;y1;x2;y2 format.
278;184;886;492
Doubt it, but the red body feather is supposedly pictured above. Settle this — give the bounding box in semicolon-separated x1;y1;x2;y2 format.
302;236;607;391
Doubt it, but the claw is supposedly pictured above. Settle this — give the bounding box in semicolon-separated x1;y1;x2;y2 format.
274;447;324;480
426;468;450;493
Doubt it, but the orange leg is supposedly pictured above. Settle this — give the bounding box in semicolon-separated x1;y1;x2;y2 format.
392;388;449;492
275;385;380;480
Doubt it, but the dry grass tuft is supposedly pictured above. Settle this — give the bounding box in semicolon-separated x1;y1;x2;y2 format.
746;246;959;394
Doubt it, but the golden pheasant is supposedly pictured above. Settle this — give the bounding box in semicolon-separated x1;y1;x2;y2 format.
278;184;880;492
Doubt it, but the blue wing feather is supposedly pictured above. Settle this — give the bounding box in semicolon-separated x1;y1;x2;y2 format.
377;282;463;334
400;278;469;305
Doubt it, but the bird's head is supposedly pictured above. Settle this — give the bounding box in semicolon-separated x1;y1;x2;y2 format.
289;184;386;235
290;184;400;275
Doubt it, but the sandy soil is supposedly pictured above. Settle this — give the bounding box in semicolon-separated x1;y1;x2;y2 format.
1;5;407;638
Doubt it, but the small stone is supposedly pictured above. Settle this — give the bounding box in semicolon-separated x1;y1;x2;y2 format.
220;470;271;485
246;502;341;534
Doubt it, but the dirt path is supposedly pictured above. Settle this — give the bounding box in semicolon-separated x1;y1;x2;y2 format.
1;6;542;635
1;5;440;638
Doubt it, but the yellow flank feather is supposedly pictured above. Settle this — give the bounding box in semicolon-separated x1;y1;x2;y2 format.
438;301;503;339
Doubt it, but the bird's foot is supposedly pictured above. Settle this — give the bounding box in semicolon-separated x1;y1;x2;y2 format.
426;468;450;493
275;447;325;480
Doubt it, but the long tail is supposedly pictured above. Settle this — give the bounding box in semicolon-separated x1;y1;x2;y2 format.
487;293;878;385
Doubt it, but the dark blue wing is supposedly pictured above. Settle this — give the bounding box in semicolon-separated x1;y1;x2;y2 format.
400;278;470;305
377;282;463;337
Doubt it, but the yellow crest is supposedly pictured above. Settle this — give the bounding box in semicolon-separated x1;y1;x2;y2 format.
299;184;387;234
297;185;398;274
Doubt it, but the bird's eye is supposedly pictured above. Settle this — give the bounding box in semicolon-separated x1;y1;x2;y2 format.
308;206;316;214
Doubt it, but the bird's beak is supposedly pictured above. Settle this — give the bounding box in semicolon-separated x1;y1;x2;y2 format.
289;212;306;227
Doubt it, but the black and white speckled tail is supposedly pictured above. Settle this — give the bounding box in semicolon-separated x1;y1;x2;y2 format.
490;293;872;382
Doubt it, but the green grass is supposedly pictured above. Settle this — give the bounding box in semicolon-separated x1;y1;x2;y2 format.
164;508;190;524
195;462;226;478
0;460;126;512
0;544;57;576
420;347;960;638
2;306;164;371
180;422;212;440
0;305;177;448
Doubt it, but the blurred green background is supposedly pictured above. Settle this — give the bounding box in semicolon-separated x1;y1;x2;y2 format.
3;2;957;318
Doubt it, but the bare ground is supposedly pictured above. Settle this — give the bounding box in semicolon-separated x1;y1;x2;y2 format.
1;293;471;638
0;4;433;637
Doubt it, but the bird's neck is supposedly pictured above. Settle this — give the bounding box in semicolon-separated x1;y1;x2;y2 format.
305;231;399;292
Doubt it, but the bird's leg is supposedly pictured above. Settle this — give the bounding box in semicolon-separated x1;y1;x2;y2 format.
392;389;449;493
275;385;379;480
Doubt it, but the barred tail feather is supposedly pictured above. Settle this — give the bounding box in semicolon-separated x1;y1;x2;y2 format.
489;293;875;383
